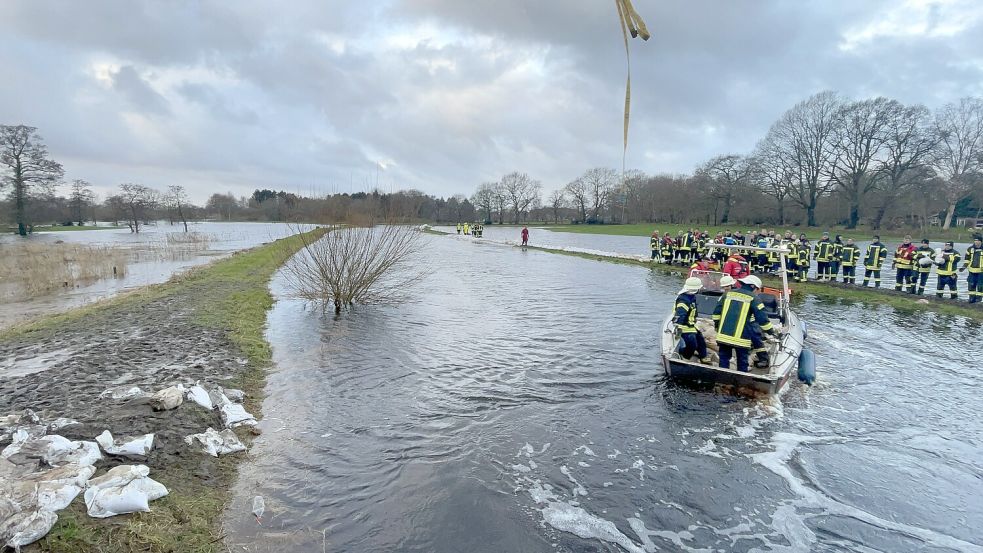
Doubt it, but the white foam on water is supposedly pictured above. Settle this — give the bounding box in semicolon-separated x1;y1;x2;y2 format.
695;439;724;459
541;502;646;553
574;445;596;457
577;461;590;468
608;448;622;459
512;463;531;474
628;517;713;553
750;432;983;553
630;459;646;481
559;465;588;497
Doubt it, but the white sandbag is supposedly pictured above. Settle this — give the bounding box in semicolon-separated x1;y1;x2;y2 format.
34;464;97;512
222;388;246;403
83;465;168;518
95;430;155;458
219;403;257;428
3;435;102;468
184;428;246;457
10;425;47;445
2;509;58;549
47;418;79;431
186;384;213;410
100;386;149;400
150;385;185;411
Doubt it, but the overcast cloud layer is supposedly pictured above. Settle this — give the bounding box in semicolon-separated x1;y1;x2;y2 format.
2;0;983;202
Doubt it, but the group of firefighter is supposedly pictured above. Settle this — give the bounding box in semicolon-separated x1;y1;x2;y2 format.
653;228;983;303
455;222;484;238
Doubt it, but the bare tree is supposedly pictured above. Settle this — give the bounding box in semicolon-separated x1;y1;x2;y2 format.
0;125;64;235
471;183;495;223
695;154;750;225
829;97;893;228
763;91;842;226
564;177;589;223
581;167;617;222
499;171;542;223
168;185;190;232
748;148;792;225
491;182;508;224
118;183;154;233
930;97;983;229
547;189;566;224
871;102;936;230
282;224;430;315
69;179;94;226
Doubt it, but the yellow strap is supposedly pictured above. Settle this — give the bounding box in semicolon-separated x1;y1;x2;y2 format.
614;0;650;177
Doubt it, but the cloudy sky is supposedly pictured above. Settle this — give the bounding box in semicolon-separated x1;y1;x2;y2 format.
2;0;983;203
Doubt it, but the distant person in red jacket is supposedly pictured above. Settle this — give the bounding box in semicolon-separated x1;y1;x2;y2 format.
722;254;750;280
521;226;529;246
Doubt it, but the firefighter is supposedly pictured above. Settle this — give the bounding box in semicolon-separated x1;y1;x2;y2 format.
912;239;935;295
862;235;888;288
660;232;675;264
650;231;660;261
712;275;777;373
936;241;961;299
961;235;983;303
796;234;811;282
678;230;694;265
840;238;860;284
892;235;917;293
674;277;713;364
786;238;799;282
814;232;834;281
830;235;844;279
755;233;770;273
456;222;462;235
462;222;470;236
689;254;713;277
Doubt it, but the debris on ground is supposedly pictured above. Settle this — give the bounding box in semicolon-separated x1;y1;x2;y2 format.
184;428;246;457
95;430;155;458
83;464;168;518
150;384;186;411
251;495;265;523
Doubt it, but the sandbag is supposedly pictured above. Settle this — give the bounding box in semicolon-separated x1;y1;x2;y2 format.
100;386;149;400
695;319;719;352
186;384;213;410
184;428;246;457
150;385;185;411
95;430;155;458
220;403;257;428
2;435;101;468
83;465;168;518
2;509;58;550
223;388;246;403
34;464;97;512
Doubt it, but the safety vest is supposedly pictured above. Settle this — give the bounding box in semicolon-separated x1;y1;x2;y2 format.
893;244;916;269
679;234;693;251
841;245;859;266
815;240;833;262
797;242;810;264
674;293;699;333
914;246;935;273
650;236;659;250
660;239;674;257
937;251;961;276
965;246;983;273
864;243;887;270
712;285;774;349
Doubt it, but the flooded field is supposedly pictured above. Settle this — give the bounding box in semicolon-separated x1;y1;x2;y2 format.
439;226;973;298
224;234;982;552
0;222;296;327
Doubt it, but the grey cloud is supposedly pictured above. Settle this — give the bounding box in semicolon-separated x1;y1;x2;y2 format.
111;65;170;114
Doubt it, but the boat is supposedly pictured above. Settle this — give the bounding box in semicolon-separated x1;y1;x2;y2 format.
660;244;814;396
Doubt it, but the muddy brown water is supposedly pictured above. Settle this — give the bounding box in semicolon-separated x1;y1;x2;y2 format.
223;234;982;552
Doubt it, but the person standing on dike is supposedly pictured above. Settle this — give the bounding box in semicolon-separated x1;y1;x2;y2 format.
521;226;529;247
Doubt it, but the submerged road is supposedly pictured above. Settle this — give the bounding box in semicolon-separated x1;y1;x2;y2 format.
224;233;982;552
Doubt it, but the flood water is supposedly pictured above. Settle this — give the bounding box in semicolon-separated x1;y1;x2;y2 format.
224;233;982;552
0;222;296;327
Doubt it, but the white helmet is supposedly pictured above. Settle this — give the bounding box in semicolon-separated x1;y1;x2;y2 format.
739;275;763;289
681;276;703;293
719;274;736;288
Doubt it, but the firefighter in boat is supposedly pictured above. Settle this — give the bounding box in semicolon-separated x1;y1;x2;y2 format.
712;275;778;373
862;236;888;288
674;277;713;364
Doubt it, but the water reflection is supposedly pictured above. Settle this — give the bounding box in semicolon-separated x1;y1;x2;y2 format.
224;234;982;552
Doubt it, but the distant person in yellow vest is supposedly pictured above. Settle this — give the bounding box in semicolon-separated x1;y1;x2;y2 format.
936;241;961;299
462;222;470;236
912;239;935;295
962;235;983;303
650;231;660;261
862;236;888;288
456;222;462;235
839;238;861;284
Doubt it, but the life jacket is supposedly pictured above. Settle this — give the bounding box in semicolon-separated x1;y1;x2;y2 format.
832;242;844;261
841;244;860;266
864;243;886;269
650;235;659;250
937;251;961;276
661;238;674;256
914;246;935;273
893;244;916;269
965;246;983;273
815;240;833;262
712;285;775;348
679;233;693;251
797;242;810;264
674;293;699;333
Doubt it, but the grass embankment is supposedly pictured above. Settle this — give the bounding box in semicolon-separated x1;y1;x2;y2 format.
35;225;123;232
7;228;327;553
545;223;981;243
520;243;983;322
422;227;451;236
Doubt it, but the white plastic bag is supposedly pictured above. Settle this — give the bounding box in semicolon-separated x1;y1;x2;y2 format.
184;428;246;457
99;386;149;400
2;509;58;549
83;465;168;518
95;430;155;458
186;384;213;410
150;385;185;411
220;403;257;428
